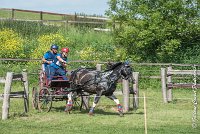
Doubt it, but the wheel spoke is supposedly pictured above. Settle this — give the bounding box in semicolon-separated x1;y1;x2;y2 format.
38;88;52;112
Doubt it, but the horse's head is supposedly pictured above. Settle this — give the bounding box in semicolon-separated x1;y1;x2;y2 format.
120;61;133;80
106;61;133;80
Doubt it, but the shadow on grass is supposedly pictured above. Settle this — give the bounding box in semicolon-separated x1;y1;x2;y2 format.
50;105;142;117
135;111;144;115
9;112;29;119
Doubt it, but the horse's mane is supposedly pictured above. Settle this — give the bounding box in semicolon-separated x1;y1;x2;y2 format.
107;62;123;70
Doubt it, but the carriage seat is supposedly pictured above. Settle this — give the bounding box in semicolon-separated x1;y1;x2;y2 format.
41;64;70;87
49;79;71;88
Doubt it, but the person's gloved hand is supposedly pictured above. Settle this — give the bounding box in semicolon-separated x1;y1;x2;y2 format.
61;60;66;64
46;61;52;64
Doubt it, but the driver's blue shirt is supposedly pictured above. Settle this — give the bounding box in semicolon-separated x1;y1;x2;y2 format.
43;51;56;68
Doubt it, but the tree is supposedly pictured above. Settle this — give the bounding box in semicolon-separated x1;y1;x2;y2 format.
106;0;200;63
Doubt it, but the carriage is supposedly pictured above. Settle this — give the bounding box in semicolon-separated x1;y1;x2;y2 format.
32;65;89;112
32;62;139;116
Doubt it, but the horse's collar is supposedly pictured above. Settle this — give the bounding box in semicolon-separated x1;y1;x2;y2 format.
101;70;113;77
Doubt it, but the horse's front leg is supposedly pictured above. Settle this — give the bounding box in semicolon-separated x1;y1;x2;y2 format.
65;92;73;113
88;91;103;116
106;94;124;116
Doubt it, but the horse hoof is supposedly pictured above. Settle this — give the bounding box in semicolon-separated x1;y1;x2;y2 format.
88;112;94;116
65;106;72;113
64;109;70;113
118;111;124;117
64;108;70;113
119;113;124;117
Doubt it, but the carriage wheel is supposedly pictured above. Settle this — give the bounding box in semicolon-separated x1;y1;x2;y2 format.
32;87;38;110
38;87;52;112
72;92;90;111
71;92;82;110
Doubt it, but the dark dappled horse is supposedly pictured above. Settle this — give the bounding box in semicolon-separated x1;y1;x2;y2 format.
68;62;133;116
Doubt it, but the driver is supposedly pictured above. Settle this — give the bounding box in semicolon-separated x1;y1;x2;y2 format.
42;44;59;81
48;47;69;85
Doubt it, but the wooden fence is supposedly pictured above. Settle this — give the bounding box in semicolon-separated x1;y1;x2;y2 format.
161;66;200;103
1;58;200;79
1;58;199;66
0;8;110;27
1;70;29;120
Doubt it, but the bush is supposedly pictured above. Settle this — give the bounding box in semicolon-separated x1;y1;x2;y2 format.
0;28;25;58
31;33;71;59
79;42;115;61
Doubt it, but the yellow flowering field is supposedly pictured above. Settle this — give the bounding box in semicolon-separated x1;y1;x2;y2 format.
0;28;25;58
31;33;71;59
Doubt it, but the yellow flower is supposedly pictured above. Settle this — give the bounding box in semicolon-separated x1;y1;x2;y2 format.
0;28;24;58
31;33;71;59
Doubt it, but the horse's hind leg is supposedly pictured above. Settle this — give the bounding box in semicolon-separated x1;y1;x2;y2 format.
65;92;73;113
106;94;124;116
88;91;102;116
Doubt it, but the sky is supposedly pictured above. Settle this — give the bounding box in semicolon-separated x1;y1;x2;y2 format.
0;0;110;16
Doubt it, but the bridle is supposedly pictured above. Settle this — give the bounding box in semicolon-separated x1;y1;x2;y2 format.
121;64;132;80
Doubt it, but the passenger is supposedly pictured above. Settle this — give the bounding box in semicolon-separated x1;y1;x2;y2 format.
42;44;59;81
48;47;69;85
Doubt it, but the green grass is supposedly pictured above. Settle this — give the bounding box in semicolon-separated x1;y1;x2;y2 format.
0;10;12;18
0;83;199;134
0;9;64;20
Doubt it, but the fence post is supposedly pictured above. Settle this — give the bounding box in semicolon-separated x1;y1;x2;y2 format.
96;64;102;71
74;12;77;21
22;69;29;112
161;68;167;103
65;20;68;29
40;11;43;20
167;66;172;102
11;8;15;19
123;79;129;112
2;72;13;120
112;20;115;31
133;72;139;110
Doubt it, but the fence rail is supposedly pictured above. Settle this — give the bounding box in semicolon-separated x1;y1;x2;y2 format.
0;58;200;67
1;58;200;81
0;8;110;26
0;18;107;25
161;66;200;103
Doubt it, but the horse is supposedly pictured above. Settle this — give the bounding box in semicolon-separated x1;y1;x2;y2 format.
67;61;133;116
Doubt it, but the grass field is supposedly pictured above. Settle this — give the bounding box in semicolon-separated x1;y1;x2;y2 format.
0;83;199;134
0;8;67;20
